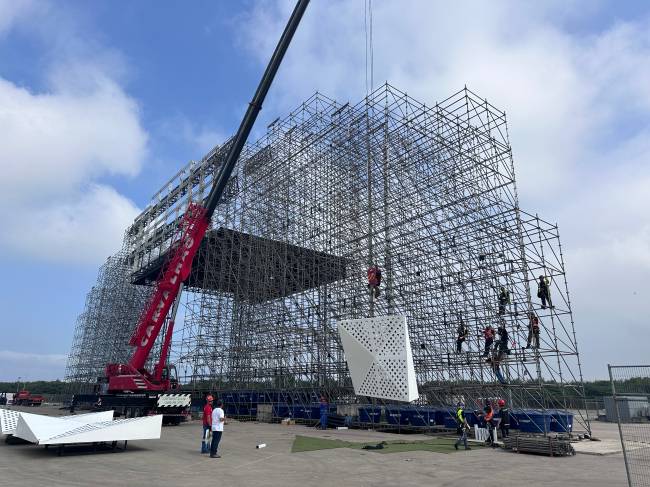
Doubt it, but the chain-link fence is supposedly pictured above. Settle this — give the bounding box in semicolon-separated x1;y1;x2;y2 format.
608;365;650;487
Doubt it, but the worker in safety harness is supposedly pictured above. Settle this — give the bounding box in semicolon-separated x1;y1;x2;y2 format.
454;402;471;450
456;319;469;353
482;324;495;357
498;286;510;315
497;322;510;355
537;275;553;309
525;311;540;349
367;265;382;298
486;348;508;385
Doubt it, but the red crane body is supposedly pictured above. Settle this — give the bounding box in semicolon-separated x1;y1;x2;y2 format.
104;0;310;394
105;204;208;392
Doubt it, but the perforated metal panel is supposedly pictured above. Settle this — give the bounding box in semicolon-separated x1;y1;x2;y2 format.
338;315;419;402
0;408;20;434
14;413;163;445
0;409;114;436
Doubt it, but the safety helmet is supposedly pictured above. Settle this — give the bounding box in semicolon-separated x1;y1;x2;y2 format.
498;399;506;407
206;395;214;402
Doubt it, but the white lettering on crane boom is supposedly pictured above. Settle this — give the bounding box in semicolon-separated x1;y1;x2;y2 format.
140;235;196;348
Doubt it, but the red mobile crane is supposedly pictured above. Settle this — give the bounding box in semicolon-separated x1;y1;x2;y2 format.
74;0;310;422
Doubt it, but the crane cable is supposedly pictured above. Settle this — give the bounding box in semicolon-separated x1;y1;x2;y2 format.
364;0;374;95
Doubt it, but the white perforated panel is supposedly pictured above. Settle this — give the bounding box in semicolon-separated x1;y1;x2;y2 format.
14;413;162;445
0;408;20;434
338;315;419;402
0;409;114;436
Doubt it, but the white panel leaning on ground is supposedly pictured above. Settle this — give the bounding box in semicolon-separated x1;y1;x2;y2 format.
338;315;419;402
0;409;113;436
1;408;163;446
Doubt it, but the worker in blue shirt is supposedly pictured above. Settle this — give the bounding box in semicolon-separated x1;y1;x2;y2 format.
319;396;329;429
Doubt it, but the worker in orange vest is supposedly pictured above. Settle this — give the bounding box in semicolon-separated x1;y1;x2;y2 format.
481;401;496;447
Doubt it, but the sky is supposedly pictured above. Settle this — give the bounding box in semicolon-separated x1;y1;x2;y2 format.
0;0;649;382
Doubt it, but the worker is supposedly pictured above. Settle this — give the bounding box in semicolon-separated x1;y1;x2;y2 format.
487;349;508;385
497;323;510;355
525;312;540;349
482;324;495;357
481;401;496;447
367;265;382;298
498;286;510;315
454;403;471;451
201;395;213;454
498;399;510;439
210;399;225;458
319;396;329;429
456;319;469;353
537;275;553;309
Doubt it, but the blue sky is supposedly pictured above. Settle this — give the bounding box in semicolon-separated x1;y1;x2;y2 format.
1;0;649;381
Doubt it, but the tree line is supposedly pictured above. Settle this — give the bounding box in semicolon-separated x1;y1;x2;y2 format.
1;378;648;397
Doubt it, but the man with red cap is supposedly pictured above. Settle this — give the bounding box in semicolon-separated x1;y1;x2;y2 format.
498;398;510;439
201;394;214;454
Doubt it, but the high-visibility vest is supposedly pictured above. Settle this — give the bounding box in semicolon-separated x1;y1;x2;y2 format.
456;408;464;423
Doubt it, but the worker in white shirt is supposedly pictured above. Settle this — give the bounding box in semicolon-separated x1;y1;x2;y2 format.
210;399;225;458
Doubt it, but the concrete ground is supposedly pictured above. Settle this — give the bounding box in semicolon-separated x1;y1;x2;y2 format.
0;407;627;487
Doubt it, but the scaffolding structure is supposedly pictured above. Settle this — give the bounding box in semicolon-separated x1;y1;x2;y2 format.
65;84;589;431
64;252;151;385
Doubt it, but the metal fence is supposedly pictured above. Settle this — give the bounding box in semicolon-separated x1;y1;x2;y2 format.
608;365;650;487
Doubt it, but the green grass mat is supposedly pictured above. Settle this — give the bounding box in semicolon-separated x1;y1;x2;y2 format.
291;435;478;454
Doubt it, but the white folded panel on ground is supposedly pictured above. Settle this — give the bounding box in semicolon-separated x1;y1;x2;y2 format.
1;409;113;436
1;408;162;445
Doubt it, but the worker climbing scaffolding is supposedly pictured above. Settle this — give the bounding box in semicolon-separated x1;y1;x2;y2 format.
537;275;553;309
456;318;469;353
367;265;382;298
497;322;510;355
525;311;541;349
486;348;508;385
498;286;510;315
482;324;495;357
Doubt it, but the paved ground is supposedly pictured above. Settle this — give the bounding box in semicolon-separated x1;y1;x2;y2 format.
0;407;628;487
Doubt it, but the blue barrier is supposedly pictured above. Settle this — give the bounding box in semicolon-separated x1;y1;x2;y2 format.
550;410;573;433
291;405;307;419
410;408;434;427
359;407;382;424
515;411;552;433
272;404;291;418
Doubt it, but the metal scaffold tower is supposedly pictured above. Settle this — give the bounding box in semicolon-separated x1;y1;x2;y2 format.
65;84;589;432
64;252;152;387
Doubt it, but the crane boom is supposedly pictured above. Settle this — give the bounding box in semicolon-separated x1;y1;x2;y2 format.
105;0;310;393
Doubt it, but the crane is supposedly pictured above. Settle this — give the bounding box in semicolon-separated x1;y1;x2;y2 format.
74;0;310;421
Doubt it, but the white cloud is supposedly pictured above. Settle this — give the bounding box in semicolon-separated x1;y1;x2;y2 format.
0;5;148;265
0;184;140;264
0;74;146;203
242;0;650;377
